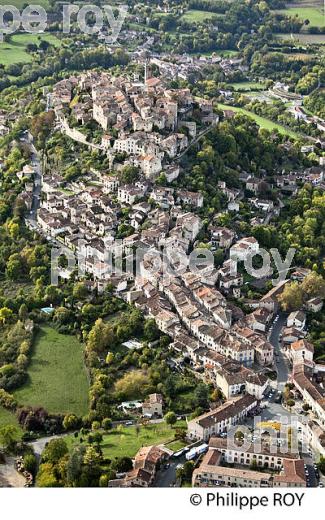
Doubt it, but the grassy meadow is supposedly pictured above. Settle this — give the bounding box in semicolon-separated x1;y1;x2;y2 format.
0;33;60;66
181;10;225;23
217;103;300;138
275;7;324;27
66;421;186;459
0;406;22;435
14;327;89;417
0;0;49;7
229;81;267;91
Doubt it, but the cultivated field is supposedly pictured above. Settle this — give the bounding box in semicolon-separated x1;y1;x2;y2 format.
14;327;89;417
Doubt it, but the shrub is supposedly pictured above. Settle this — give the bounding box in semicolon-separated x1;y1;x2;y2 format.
102;418;112;431
24;453;37;475
0;389;17;411
63;413;80;431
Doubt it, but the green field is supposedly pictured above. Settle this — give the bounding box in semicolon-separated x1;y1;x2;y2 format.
218;49;239;57
275;7;324;27
181;10;225;22
0;0;49;7
66;421;186;459
0;33;60;66
230;81;267;91
191;49;239;57
14;327;89;417
165;439;188;452
277;33;325;44
0;406;22;435
217;103;300;138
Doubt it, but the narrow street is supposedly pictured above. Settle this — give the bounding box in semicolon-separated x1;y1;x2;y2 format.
268;313;290;391
175;121;218;162
23;133;42;225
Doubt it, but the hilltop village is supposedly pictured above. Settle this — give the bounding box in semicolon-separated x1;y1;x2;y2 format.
13;67;323;488
0;0;325;491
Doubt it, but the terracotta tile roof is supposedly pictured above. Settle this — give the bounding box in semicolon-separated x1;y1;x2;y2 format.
192;395;257;429
291;339;314;353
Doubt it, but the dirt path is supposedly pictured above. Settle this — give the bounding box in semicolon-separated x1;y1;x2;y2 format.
0;457;25;488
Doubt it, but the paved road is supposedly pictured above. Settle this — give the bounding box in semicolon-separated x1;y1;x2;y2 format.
175;121;218;162
29;434;68;458
0;456;25;488
244;391;292;428
154;459;178;487
301;449;319;487
46;93;52;112
268;313;290;390
263;210;275;225
21;140;76;255
261;402;292;423
305;462;318;487
23;134;42;224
